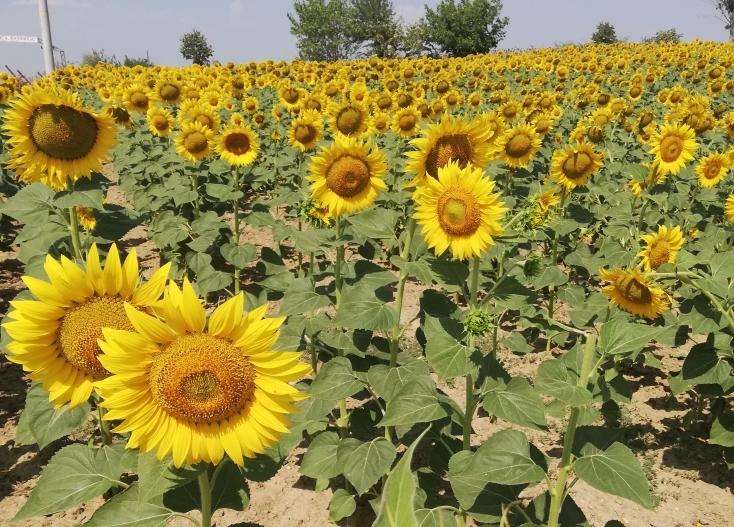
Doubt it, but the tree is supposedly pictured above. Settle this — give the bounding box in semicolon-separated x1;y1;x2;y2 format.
179;30;214;65
642;28;683;44
288;0;359;61
714;0;734;41
349;0;403;57
123;52;153;67
591;21;618;44
81;49;119;66
418;0;509;57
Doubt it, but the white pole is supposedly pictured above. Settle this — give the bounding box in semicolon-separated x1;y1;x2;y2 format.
37;0;55;74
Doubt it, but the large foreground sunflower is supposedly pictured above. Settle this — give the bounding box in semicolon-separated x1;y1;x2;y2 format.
405;113;491;185
599;267;668;319
2;85;116;185
649;122;698;175
3;245;170;408
413;161;506;260
307;138;387;217
95;282;311;467
637;225;684;271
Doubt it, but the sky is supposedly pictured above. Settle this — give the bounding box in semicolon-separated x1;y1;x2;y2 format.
1;0;730;76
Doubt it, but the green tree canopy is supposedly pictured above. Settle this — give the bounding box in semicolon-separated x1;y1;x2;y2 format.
350;0;403;58
179;30;214;65
288;0;359;61
642;28;683;44
591;21;618;44
715;0;734;41
419;0;509;57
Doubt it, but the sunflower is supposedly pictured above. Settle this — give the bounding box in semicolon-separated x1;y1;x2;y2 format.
529;189;561;227
405;113;491;185
217;122;259;166
637;225;684;271
307;138;387;218
122;83;151;113
550;143;603;191
599;267;668;319
696;153;729;188
494;124;542;168
2;85;116;185
288;109;323;152
371;111;391;135
76;207;97;231
154;77;183;105
649;122;698;175
181;102;220;134
3;244;170;408
95;282;310;467
393;106;422;138
328;100;372;140
413;161;506;260
146;106;174;138
242;96;259;114
105;106;133;129
725;194;734;223
175;121;214;162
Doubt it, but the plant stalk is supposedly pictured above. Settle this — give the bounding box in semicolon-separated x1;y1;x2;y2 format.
463;256;482;450
547;193;567;318
68;206;83;260
97;405;112;445
197;470;213;527
232;168;241;293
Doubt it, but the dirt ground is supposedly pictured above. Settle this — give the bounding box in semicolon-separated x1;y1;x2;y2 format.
0;172;733;527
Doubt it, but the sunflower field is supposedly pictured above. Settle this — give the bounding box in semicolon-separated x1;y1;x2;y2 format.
1;41;734;527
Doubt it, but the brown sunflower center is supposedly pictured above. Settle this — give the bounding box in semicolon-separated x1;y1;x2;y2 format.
306;99;321;111
225;132;251;155
150;333;255;423
619;277;653;305
283;88;300;104
398;114;417;131
504;133;533;158
326;155;371;197
152;114;170;131
294;124;317;145
130;91;148;110
377;96;392;109
397;94;412;108
561;152;594;180
425;134;473;179
159;83;180;102
703;160;722;180
659;135;683;163
336;107;363;135
648;240;671;270
57;296;133;379
437;189;481;236
436;81;449;94
195;114;214;129
29;104;99;160
184;131;209;154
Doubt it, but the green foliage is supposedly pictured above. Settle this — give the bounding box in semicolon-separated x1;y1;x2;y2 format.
642;28;683;44
419;0;509;57
288;0;359;61
350;0;403;57
179;29;214;65
81;49;120;66
591;21;618;44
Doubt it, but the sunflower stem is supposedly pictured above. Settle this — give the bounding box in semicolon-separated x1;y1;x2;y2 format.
97;405;112;446
389;219;416;368
334;217;345;305
198;469;213;527
68;206;83;260
636;198;651;236
547;333;596;527
547;193;567;319
463;257;482;450
232;167;241;294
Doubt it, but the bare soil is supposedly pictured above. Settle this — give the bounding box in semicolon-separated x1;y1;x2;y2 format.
0;172;732;527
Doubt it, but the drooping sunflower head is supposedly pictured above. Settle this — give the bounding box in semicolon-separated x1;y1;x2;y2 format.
328;99;372;140
599;267;668;319
307;137;388;218
95;282;310;467
3;244;170;408
649;122;698;175
288;109;323;153
146;105;174;138
413;160;507;261
105;105;133;130
528;189;561;227
405;113;491;185
696;153;729;188
494;123;542;169
2;84;116;186
217;122;259;166
637;224;684;271
550;142;603;191
393;106;422;138
174;120;214;163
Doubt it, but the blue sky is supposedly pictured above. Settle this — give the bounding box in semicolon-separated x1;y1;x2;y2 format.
2;0;730;76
